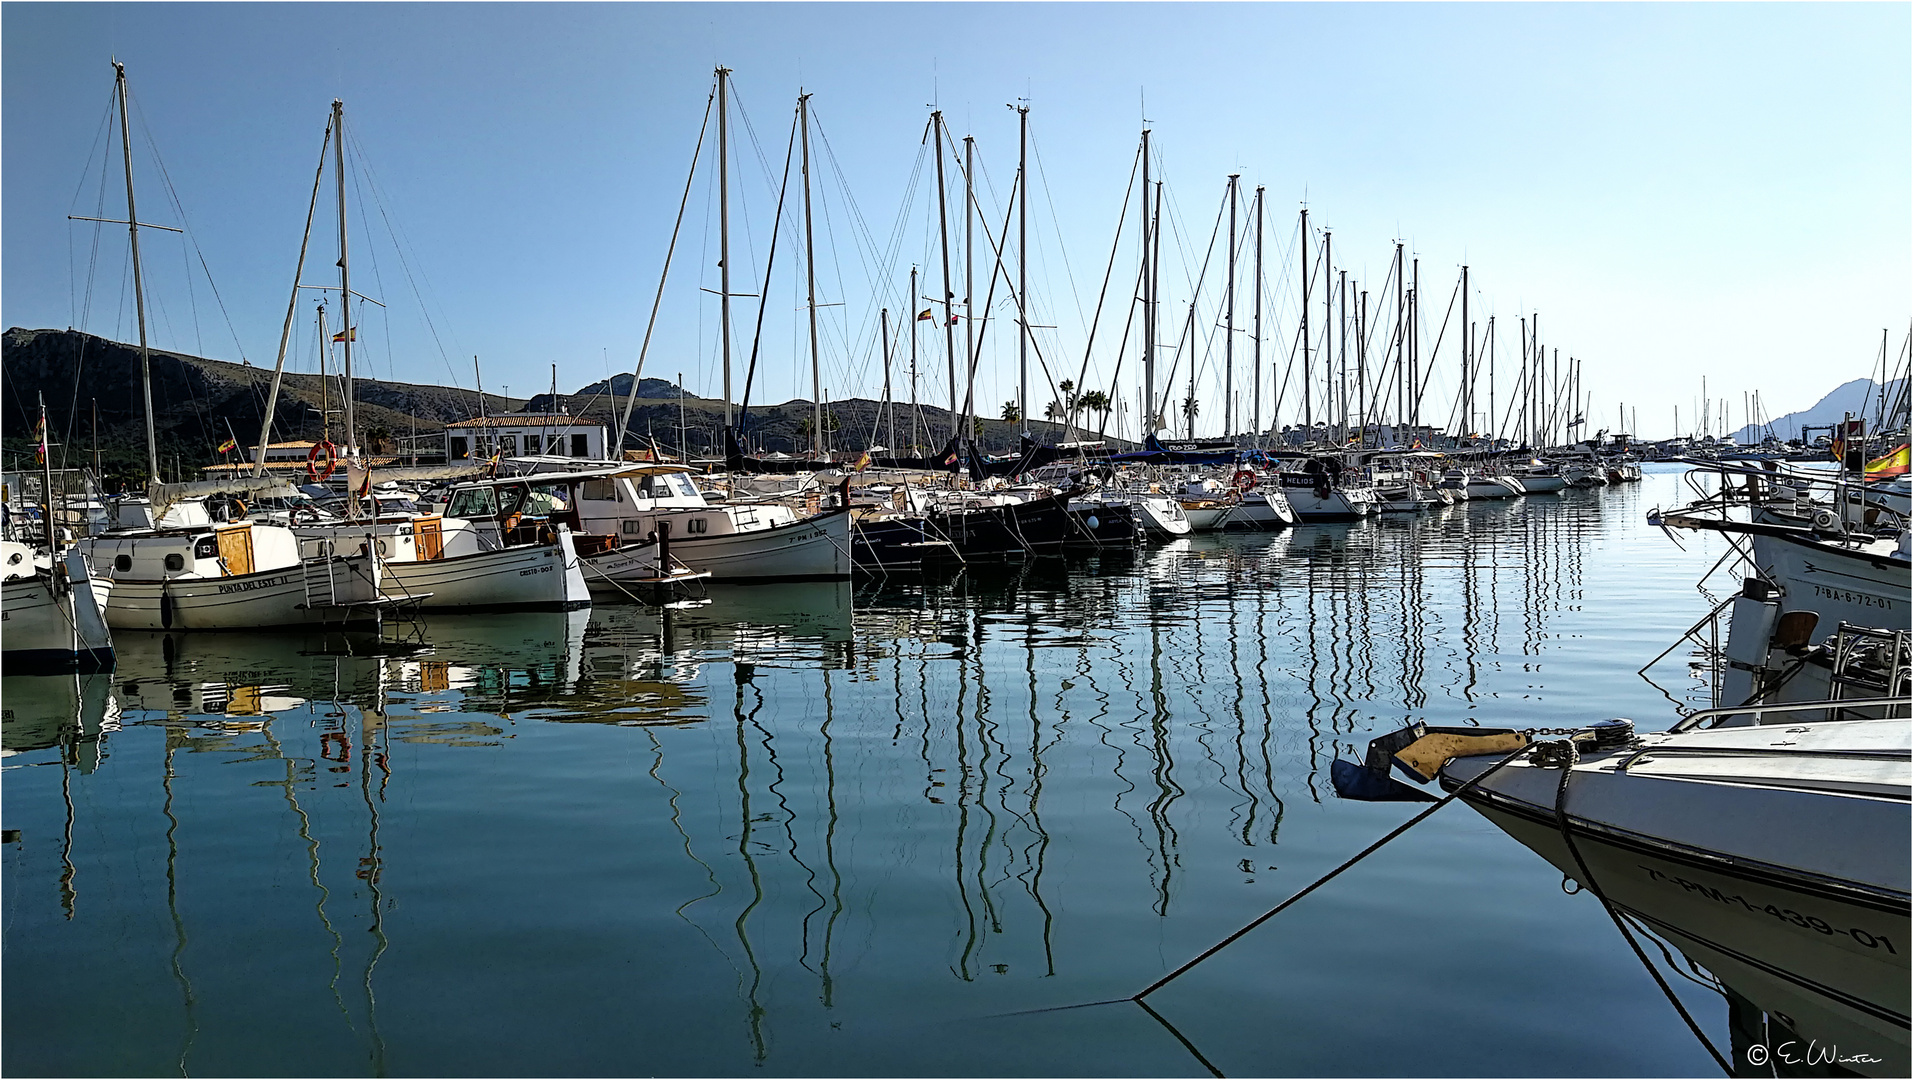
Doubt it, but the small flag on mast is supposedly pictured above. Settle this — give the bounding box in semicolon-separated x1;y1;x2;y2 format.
916;308;933;322
33;415;47;464
217;437;238;453
332;327;356;343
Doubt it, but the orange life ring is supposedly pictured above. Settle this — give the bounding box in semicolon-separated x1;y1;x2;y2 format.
1232;469;1258;491
306;440;338;482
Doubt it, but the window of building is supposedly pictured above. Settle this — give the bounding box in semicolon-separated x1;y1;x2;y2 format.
450;436;469;459
498;435;518;457
572;433;589;457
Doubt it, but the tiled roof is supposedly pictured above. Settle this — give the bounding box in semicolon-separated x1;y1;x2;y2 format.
447;415;601;429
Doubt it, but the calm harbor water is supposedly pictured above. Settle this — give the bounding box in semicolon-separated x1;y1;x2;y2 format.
5;467;1741;1077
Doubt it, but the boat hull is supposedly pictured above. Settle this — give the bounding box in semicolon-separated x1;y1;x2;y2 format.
605;508;851;583
1;551;115;674
1750;531;1907;645
94;555;385;631
383;532;590;611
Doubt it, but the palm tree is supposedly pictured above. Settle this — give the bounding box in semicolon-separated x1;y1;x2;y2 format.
1182;395;1201;421
1078;390;1111;421
1043;401;1064;423
1000;401;1021;424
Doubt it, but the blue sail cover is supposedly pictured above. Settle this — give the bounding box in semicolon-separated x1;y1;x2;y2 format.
1109;434;1240;466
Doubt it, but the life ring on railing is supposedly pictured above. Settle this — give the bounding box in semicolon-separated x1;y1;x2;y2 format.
1232;469;1258;491
306;439;338;482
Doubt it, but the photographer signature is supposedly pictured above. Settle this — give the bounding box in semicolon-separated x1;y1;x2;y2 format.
1746;1040;1882;1067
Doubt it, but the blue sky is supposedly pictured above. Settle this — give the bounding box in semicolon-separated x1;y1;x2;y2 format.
4;2;1907;440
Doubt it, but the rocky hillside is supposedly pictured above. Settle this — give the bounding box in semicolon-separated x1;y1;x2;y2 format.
2;327;1124;483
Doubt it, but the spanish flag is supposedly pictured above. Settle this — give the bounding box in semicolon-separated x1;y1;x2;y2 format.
33;416;47;464
332;327;356;343
916;308;933;322
852;450;872;472
217;437;238;453
1864;442;1909;480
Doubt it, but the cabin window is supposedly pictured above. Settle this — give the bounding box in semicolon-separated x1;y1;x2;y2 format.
571;434;588;457
446;487;498;518
687;517;709;534
114;554;132;573
521;487;565;516
450;436;469;459
193;536;220;560
667;473;701;498
581;480;618;502
164;554;185;572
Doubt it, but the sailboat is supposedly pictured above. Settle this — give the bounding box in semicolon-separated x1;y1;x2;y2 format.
71;63;388;633
264;99;591;612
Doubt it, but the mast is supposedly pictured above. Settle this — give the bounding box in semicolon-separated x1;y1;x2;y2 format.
932;112;958;439
1357;286;1368;447
1252;186;1264;441
881;307;894;452
962;133;976;444
1409;256;1419;430
1337;269;1347;440
718;67;735;428
800;90;822;458
1140;128;1154;437
1224;174;1238;439
332;99;360;464
1323;231;1335;440
1393;242;1404;435
113;62;160;486
1460;264;1470;442
1299;208;1311;435
1017;103;1030;429
909;265;921;452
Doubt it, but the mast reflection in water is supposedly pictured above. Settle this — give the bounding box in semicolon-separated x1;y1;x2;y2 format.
5;472;1745;1076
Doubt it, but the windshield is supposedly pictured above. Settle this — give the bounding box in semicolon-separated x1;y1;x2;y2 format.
446;487;498;518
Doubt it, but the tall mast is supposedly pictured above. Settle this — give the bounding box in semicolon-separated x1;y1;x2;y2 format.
1322;230;1334;440
1357;286;1368;446
1016;103;1030;429
1224;174;1238;439
932;112;958;439
113;62;160;486
1393;242;1404;433
332;99;360;464
1337;269;1347;437
909;265;921;451
1252;186;1264;441
1152;179;1164;433
718;67;734;428
1299;208;1311;434
1409;256;1419;429
1486;315;1496;446
800;91;822;457
962;133;976;443
1460;264;1470;442
881;307;893;453
1140;128;1154;436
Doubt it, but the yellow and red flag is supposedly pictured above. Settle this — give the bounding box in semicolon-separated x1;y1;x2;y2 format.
217;437;238;453
332;327;356;343
1864;442;1909;480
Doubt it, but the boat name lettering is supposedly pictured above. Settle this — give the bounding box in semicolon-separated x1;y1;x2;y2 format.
1807;584;1893;610
216;575;291;595
1638;865;1896;953
517;564;553;578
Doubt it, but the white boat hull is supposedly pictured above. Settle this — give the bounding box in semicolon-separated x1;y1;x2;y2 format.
1751;531;1908;645
381;532;589;611
95;555;384;631
1516;474;1568;494
1223;491;1298;530
594;509;851;583
1;550;115;673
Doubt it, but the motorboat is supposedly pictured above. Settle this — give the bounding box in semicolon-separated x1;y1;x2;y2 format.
1436;708;1910;1077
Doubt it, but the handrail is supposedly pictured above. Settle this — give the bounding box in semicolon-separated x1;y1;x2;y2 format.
1670;696;1913;733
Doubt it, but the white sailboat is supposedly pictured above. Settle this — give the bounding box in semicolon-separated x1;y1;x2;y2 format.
1;542;114;674
71;64;387;634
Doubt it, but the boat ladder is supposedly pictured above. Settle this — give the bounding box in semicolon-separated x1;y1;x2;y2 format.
301;539;339;610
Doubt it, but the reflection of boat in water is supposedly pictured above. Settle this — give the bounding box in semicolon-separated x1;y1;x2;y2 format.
389;610;591;700
1432;711;1910;1077
1;673;117;756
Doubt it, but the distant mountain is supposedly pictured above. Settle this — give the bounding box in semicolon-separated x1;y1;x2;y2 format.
569;373;686;400
1733;377;1906;442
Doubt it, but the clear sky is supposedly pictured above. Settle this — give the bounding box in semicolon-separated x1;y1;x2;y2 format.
5;2;1907;441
